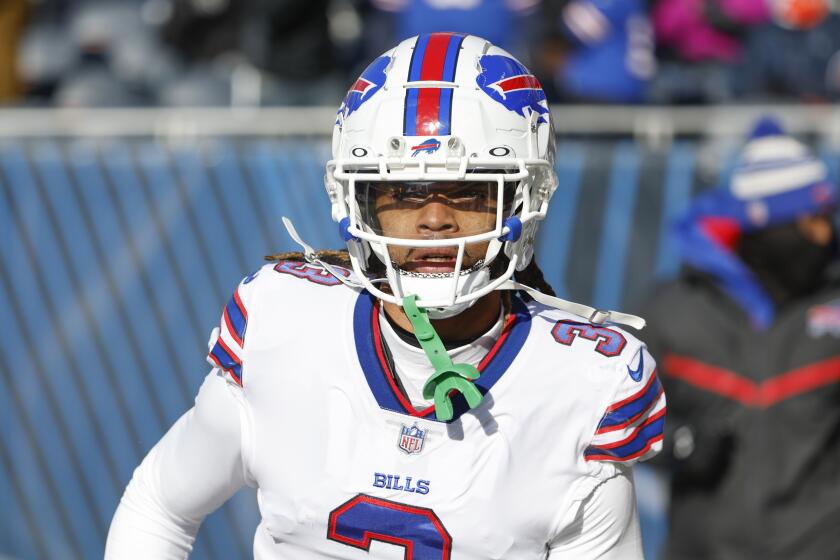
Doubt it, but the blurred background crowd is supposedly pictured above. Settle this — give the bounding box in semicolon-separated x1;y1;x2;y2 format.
2;2;840;560
2;0;840;108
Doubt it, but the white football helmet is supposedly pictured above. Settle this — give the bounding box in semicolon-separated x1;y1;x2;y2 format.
325;33;558;318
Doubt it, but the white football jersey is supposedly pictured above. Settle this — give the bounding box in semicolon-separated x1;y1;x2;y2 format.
204;260;665;560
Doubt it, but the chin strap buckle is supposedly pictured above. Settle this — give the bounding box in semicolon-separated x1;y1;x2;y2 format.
589;309;611;324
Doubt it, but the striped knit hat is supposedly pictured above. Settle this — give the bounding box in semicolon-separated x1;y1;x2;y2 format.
729;116;836;230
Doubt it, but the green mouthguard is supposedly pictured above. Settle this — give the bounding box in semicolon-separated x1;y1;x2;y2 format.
401;295;483;421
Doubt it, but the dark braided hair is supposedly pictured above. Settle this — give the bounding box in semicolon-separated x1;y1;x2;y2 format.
514;258;557;298
264;249;557;299
265;250;352;267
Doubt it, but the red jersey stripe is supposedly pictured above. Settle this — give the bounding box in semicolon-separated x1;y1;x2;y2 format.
585;433;664;462
604;371;659;413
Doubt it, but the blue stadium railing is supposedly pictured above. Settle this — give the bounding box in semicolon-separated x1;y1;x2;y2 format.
1;107;838;560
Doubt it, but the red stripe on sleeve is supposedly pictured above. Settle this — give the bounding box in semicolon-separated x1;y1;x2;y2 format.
596;386;664;434
604;372;658;413
233;289;248;321
217;336;242;365
223;307;243;347
593;408;666;450
585;433;663;462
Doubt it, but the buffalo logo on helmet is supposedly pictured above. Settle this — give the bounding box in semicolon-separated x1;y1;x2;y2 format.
476;55;549;123
338;55;390;120
410;138;441;157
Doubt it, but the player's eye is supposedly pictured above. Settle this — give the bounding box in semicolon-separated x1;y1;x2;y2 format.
392;186;429;204
446;187;486;202
366;181;497;210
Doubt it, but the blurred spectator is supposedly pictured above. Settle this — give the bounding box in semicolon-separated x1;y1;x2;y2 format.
159;0;347;105
0;0;28;103
650;0;838;102
56;1;162;106
650;0;772;102
641;116;840;559
16;1;179;106
7;0;840;105
737;13;840;100
160;0;243;62
532;0;656;103
653;0;771;64
368;0;539;61
14;0;354;107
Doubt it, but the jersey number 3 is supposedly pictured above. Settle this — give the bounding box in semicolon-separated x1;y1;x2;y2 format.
328;494;452;559
552;320;626;357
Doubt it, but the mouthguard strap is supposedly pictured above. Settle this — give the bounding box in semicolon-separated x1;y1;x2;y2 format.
401;295;483;421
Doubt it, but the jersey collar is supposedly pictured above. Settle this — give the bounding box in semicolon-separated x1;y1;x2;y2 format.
353;291;532;422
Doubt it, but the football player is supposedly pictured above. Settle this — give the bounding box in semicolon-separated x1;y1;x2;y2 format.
106;33;665;559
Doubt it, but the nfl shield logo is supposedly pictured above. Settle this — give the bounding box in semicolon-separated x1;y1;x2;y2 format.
398;424;426;455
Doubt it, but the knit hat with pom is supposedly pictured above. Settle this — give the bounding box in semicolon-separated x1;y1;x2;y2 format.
728;116;836;231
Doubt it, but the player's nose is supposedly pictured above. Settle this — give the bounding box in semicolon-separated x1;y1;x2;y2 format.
416;199;458;235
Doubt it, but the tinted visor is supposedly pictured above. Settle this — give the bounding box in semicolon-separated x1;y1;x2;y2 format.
356;181;500;239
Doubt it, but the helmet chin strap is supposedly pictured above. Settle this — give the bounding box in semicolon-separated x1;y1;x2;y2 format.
401;295;484;421
496;279;646;330
283;216;645;330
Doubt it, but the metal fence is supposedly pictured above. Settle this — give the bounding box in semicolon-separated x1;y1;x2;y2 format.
0;107;838;559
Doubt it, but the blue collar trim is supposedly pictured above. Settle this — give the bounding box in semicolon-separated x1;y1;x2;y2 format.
353;291;532;422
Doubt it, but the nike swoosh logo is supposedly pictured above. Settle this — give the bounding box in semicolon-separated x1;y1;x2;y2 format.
627;353;644;382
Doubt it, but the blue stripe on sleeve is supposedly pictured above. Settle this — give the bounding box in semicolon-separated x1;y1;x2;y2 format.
586;414;665;459
210;342;242;381
225;304;246;340
598;376;663;429
225;296;247;342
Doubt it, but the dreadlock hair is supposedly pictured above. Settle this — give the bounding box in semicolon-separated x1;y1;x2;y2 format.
265;250;353;267
264;250;557;299
515;258;557;298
